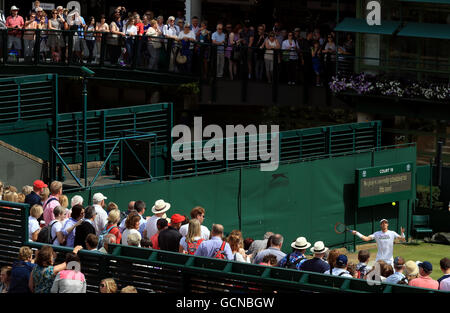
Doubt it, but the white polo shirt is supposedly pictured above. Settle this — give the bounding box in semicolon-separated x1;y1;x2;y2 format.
93;204;108;236
143;215;160;239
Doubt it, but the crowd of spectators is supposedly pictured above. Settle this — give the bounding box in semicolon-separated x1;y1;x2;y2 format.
1;178;449;293
0;1;354;86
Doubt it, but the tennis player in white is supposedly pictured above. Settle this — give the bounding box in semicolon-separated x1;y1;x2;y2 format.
352;219;405;265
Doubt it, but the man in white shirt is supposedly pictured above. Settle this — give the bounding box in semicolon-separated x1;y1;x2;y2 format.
179;206;210;240
92;193;108;236
352;219;405;265
143;199;171;239
163;16;177;39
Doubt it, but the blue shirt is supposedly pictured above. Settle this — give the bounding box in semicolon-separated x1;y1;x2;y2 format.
138;214;146;235
25;191;42;208
8;260;36;293
212;32;225;53
385;272;406;284
62;217;77;247
253;247;286;265
278;251;307;269
194;236;233;260
299;257;330;273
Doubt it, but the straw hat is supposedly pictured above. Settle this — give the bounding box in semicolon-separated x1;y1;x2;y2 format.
404;260;419;276
310;241;329;254
291;237;311;250
151;199;171;214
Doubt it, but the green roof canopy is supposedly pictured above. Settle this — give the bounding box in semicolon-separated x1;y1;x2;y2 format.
399;0;450;4
397;22;450;40
334;18;401;35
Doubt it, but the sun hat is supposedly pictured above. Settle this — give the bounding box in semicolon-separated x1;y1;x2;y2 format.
291;237;311;250
404;260;419;276
151;199;171;214
418;261;433;273
310;241;329;254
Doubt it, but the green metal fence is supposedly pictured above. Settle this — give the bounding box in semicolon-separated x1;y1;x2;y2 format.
0;74;58;124
56;103;172;163
0;200;446;294
171;121;381;177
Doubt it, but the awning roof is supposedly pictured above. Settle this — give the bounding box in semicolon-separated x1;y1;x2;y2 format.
397;22;450;40
399;0;450;4
334;18;402;35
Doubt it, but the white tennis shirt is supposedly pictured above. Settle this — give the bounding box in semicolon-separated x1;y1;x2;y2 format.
369;230;403;264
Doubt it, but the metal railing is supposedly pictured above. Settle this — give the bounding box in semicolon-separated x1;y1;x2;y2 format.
1;28;326;104
52;131;158;188
336;54;450;83
0;73;58;124
171;121;381;177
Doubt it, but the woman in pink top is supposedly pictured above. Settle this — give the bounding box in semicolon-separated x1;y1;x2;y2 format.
50;252;86;293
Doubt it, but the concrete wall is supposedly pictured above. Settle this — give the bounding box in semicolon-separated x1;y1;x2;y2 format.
0;141;44;189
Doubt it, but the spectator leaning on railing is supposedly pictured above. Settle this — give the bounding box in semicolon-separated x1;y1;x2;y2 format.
6;6;24;57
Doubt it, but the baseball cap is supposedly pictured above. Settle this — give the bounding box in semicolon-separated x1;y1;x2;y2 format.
11;6;19;11
92;193;107;202
336;255;348;267
418;261;433;273
33;180;47;189
380;219;388;224
170;214;185;224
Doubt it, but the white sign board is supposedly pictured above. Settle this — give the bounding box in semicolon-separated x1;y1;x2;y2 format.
32;2;55;10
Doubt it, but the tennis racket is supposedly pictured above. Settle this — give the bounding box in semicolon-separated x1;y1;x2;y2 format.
334;222;353;234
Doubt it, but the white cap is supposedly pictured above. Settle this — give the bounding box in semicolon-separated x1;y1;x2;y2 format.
71;195;84;207
11;6;19;11
380;219;388;224
93;193;107;202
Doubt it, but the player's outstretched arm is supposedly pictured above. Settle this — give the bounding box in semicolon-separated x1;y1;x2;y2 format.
397;227;406;242
351;230;372;242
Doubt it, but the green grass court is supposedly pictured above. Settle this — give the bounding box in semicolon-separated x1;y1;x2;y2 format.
345;242;449;280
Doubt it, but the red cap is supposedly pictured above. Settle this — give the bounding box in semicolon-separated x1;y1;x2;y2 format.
170;214;185;224
33;180;47;189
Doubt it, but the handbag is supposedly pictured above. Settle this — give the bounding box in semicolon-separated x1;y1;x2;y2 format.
176;51;187;64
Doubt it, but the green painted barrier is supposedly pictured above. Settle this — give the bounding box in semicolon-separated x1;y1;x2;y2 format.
64;144;417;253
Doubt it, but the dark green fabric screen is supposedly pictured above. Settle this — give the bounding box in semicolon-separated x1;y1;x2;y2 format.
67;146;417;253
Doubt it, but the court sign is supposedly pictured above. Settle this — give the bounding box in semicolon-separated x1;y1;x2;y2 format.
356;162;414;207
